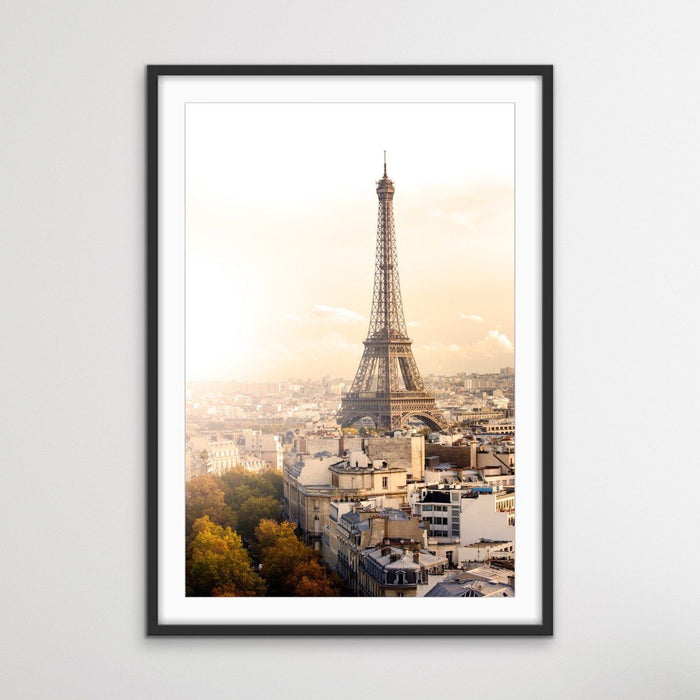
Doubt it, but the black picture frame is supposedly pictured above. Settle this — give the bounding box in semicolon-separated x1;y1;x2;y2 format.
147;64;553;636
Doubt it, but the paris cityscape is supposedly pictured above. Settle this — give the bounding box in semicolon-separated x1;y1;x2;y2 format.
185;139;516;598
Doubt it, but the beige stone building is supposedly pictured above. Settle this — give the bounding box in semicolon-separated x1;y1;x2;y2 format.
242;429;284;471
207;437;240;476
323;499;449;597
284;453;342;549
359;544;448;597
365;436;425;481
327;501;423;593
283;445;420;550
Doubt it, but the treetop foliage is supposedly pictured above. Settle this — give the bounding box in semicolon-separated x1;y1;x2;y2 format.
185;470;341;597
254;519;342;597
186;516;265;597
185;475;232;534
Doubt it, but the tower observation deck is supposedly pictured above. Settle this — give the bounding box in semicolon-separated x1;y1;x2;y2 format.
337;156;448;432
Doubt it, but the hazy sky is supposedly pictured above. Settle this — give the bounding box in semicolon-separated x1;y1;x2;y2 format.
186;101;514;381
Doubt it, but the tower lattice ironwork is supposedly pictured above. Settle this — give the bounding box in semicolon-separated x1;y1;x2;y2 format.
338;156;448;432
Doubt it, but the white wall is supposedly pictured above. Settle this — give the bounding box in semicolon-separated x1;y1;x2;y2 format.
294;456;334;485
2;1;700;698
460;494;515;544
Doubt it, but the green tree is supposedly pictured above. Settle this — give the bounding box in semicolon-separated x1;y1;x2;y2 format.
236;495;282;543
186;516;265;597
221;469;278;510
260;470;284;500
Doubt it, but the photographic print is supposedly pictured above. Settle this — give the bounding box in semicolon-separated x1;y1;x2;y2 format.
148;66;552;634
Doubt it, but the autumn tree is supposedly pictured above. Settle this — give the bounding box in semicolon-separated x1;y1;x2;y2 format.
211;583;244;597
288;560;342;597
253;519;295;558
260;536;311;595
186;516;265;597
185;475;232;535
254;519;340;596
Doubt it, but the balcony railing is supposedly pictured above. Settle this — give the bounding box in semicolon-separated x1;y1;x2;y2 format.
342;391;431;399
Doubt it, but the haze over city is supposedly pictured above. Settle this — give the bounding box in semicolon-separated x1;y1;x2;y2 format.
185;101;514;381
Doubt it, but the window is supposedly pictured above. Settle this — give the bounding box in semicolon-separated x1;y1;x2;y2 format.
382;476;388;489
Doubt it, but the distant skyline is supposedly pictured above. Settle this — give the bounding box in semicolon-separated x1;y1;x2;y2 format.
186;102;514;381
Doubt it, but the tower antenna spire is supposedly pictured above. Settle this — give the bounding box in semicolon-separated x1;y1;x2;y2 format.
383;150;387;177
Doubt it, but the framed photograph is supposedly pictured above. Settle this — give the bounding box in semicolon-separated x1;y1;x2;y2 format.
147;65;553;635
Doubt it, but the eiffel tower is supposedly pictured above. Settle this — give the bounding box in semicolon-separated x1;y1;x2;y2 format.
338;155;448;432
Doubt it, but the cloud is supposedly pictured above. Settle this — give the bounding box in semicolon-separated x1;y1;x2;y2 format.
460;313;485;323
420;332;512;361
471;330;513;356
284;305;365;326
406;320;421;328
312;305;365;325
